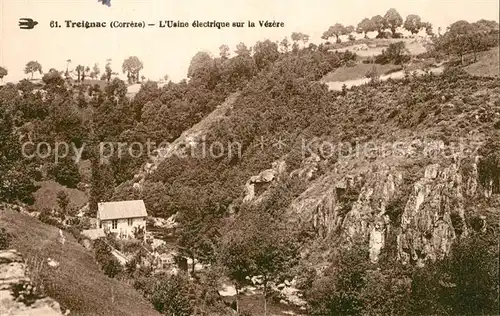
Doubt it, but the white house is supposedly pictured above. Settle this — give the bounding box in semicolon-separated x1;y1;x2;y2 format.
97;200;148;239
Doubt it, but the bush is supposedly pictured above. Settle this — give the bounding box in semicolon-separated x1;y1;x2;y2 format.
365;66;381;85
66;226;83;243
94;238;123;278
38;208;61;227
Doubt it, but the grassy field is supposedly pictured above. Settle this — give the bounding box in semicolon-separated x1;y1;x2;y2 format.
0;208;161;316
464;47;500;77
321;62;402;82
33;180;88;212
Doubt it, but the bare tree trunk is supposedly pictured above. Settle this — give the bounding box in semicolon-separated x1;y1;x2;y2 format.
190;255;195;275
263;278;268;316
235;285;240;316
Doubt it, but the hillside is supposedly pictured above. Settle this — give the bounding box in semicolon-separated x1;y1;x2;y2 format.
113;43;499;314
1;14;499;315
0;207;161;316
464;47;500;77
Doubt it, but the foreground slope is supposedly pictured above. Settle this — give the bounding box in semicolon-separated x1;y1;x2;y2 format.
0;207;161;316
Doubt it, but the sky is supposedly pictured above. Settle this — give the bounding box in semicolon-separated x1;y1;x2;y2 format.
1;0;498;83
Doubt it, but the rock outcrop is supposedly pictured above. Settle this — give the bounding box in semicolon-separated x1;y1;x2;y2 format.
243;160;287;203
288;153;485;267
0;250;65;316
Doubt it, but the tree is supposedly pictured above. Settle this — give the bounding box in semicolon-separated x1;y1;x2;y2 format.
42;69;65;87
253;40;280;70
291;32;310;46
219;44;230;59
56;190;70;215
82;66;90;81
384;8;403;37
88;155;115;214
0;228;11;250
410;232;499;315
90;63;100;79
94;238;123;278
24;61;42;79
75;65;84;82
218;211;299;315
65;59;72;78
122;56;143;84
0;106;38;204
49;157;81;188
404;14;423;35
235;42;251;56
163;74;169;82
148;273;194;316
345;25;355;35
357;18;375;38
375;41;411;65
423;22;434;36
444;20;475;64
370;15;386;38
186;51;220;89
104;59;113;82
383;8;403;37
322;23;348;43
177;200;221;274
280;37;290;53
0;67;8;82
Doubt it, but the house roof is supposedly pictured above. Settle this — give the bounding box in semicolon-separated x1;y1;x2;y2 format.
97;200;147;221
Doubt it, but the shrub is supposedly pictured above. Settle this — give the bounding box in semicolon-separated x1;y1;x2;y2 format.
94;238;123;278
38;208;61;227
365;66;381;85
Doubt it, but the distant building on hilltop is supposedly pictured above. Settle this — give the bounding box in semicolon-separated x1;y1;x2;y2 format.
97;200;147;239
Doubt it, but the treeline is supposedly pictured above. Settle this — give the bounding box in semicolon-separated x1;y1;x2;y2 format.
322;8;434;43
2;56;146;84
433;19;499;64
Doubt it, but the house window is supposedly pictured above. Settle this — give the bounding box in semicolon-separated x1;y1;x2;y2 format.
112;220;118;229
128;218;133;226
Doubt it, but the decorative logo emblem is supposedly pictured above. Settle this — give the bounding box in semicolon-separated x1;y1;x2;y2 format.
19;18;38;29
98;0;111;7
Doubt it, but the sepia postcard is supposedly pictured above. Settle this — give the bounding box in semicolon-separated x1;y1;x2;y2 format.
0;1;499;315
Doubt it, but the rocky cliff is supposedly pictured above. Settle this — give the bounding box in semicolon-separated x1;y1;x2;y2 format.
241;137;495;270
0;249;66;316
